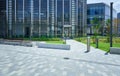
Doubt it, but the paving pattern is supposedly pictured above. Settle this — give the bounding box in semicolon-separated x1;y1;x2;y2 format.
0;40;120;76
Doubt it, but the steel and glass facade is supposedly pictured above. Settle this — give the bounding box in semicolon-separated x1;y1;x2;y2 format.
117;13;120;36
0;0;7;37
0;0;87;38
87;3;117;35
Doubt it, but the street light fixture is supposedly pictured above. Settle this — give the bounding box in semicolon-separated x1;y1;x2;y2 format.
110;2;113;47
105;2;113;54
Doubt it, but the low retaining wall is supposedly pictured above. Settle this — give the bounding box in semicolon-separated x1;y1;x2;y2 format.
37;43;70;50
0;40;33;47
110;47;120;55
0;39;70;50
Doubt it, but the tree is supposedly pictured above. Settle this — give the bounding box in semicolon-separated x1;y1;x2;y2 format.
91;17;100;48
105;19;110;42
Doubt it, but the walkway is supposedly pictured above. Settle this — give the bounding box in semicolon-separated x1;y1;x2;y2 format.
0;40;120;76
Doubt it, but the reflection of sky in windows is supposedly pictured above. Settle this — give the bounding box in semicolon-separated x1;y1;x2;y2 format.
57;0;62;15
14;0;85;25
17;0;23;20
64;0;70;23
88;6;104;16
57;0;62;21
41;0;47;19
24;0;31;12
33;0;39;19
17;0;23;10
64;0;69;13
17;11;23;19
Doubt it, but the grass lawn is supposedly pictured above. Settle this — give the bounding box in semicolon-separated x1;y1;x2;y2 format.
4;37;65;44
75;37;120;52
91;42;120;52
91;42;110;52
13;37;65;44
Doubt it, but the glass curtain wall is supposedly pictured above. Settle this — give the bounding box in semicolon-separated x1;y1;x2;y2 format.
78;0;87;36
64;0;71;37
49;0;55;37
57;0;63;37
24;0;31;37
16;0;23;37
64;0;70;25
71;0;76;37
7;0;13;38
0;0;7;37
6;0;87;38
33;0;39;37
78;0;82;36
41;0;48;36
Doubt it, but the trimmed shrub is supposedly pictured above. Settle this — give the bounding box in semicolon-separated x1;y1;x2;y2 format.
31;38;62;41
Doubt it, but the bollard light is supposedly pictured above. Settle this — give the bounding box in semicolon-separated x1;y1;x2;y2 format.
85;36;90;53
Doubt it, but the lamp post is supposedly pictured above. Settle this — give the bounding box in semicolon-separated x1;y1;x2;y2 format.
110;2;113;47
105;2;113;55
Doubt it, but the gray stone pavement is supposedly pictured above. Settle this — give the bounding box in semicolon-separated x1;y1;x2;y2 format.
0;39;120;76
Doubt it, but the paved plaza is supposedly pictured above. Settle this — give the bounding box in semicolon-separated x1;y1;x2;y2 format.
0;40;120;76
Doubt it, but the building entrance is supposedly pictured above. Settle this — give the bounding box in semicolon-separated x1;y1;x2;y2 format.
25;27;30;37
64;25;72;37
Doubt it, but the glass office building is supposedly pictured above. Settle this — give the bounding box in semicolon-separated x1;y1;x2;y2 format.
87;3;117;35
117;13;120;36
0;0;87;38
0;0;7;37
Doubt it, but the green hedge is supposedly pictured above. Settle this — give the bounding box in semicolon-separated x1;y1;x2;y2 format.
32;38;61;41
74;37;87;43
23;37;62;41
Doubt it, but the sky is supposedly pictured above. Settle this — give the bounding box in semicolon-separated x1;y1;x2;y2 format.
87;0;120;13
